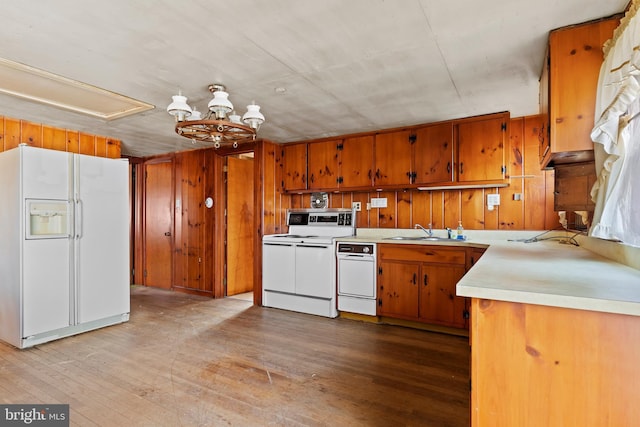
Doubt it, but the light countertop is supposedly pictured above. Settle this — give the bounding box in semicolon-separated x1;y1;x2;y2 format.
339;229;640;317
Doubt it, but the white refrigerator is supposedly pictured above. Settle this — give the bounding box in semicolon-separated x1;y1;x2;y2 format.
0;145;130;349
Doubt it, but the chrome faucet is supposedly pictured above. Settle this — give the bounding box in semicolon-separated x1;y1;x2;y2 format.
414;223;433;237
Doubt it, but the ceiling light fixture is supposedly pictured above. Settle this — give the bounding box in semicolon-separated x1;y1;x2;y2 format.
167;84;265;149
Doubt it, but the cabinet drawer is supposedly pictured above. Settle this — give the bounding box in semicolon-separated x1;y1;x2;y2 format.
379;244;466;265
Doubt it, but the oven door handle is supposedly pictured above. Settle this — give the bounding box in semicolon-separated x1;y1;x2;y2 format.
298;244;331;249
263;242;294;247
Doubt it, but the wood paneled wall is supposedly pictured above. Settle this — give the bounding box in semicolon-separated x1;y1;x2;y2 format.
0;115;121;158
274;115;559;232
135;140;279;303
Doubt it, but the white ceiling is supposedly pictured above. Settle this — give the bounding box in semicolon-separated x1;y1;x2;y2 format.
0;0;628;157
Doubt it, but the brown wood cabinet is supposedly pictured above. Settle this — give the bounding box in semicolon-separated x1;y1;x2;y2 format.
285;112;508;193
377;244;468;328
308;136;373;190
554;161;596;211
414;122;454;185
377;258;420;318
540;16;620;168
373;129;413;186
308;139;339;189
282;143;307;191
456;113;508;182
374;122;454;187
419;263;466;328
341;135;374;188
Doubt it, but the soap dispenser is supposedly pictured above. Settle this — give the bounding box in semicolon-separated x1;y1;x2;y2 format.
456;221;464;240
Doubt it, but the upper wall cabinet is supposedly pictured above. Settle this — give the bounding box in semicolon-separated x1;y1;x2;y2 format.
308;135;374;190
282;143;307;191
539;16;620;168
456;113;508;182
373;122;454;187
282;111;508;193
373;129;413;186
308;139;340;189
414;122;454;185
340;135;374;188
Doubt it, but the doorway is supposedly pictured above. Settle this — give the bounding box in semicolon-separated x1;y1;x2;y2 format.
143;159;173;289
225;154;254;297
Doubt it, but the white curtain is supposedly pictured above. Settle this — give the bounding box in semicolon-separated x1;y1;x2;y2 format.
590;1;640;247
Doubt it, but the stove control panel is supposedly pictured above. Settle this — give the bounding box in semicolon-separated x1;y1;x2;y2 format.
288;209;354;227
309;212;352;226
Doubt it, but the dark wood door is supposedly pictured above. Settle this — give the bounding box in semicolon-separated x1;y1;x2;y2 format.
144;160;173;289
457;115;507;181
308;139;339;190
340;135;374;188
414;122;454;184
282;143;307;191
418;264;466;328
377;260;419;319
374;130;412;186
226;156;254;296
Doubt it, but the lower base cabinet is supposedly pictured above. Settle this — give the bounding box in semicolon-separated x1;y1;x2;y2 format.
470;298;640;426
377;244;470;329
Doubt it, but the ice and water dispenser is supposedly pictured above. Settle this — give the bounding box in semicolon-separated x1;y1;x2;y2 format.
26;199;71;239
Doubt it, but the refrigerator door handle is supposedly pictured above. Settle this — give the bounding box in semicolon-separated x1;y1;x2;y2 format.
68;200;75;239
75;199;83;239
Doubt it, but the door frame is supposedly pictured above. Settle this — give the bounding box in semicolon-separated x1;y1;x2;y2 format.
212;143;264;304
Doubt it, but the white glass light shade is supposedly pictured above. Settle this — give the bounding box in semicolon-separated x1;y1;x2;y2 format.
167;94;192;122
208;90;233;119
242;103;265;129
229;111;242;125
188;108;202;121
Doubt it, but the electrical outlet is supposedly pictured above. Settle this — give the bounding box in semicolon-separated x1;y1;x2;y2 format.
352;202;362;211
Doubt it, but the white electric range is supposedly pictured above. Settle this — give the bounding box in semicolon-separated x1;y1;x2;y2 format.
262;208;355;318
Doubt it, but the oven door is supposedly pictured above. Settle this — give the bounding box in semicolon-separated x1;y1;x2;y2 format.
262;241;295;293
295;242;334;299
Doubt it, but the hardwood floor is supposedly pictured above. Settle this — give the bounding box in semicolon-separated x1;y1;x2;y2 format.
0;286;470;426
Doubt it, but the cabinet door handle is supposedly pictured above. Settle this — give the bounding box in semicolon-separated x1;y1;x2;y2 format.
412;273;417;285
460;162;464;175
447;161;451;174
164;232;172;236
424;274;428;286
